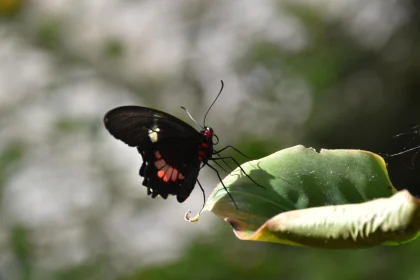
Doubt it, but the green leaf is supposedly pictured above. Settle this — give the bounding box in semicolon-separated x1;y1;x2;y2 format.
249;190;420;248
184;145;418;249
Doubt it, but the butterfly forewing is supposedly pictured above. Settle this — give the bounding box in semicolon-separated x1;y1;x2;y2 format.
104;106;200;147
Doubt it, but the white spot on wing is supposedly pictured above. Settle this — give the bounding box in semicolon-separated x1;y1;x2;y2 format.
148;127;160;143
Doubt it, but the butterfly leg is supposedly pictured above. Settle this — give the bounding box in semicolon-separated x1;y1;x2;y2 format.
211;156;265;189
204;163;238;209
185;179;207;219
213;145;252;160
196;179;206;212
211;156;232;173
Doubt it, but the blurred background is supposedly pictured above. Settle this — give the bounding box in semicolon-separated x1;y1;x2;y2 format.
1;0;420;279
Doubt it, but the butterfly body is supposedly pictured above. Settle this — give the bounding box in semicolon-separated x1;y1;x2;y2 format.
104;106;214;202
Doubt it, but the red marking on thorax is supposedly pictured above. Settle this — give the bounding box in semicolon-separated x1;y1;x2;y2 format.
203;129;212;139
198;128;213;161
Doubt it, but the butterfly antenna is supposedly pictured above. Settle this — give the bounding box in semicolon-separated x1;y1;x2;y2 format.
181;106;204;129
203;80;224;127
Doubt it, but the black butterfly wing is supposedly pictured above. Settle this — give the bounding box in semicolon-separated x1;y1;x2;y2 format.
104;106;202;202
138;136;202;202
104;106;200;147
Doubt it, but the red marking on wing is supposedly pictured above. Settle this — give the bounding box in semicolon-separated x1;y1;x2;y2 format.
157;170;165;178
155;159;166;169
171;169;179;182
163;167;174;182
153;155;185;183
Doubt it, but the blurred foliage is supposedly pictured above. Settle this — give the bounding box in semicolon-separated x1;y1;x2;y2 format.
1;0;420;280
0;0;22;17
102;38;125;60
0;142;25;203
10;226;33;280
121;228;420;280
36;20;63;50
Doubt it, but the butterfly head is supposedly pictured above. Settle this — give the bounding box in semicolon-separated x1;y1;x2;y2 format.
201;126;219;145
201;127;213;140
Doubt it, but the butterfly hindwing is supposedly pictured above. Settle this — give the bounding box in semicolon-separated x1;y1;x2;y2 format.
139;137;201;200
176;169;200;203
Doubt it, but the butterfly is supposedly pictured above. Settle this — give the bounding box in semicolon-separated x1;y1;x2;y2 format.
103;81;261;208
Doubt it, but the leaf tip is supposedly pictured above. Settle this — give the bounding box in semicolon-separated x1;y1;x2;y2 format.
184;210;200;223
